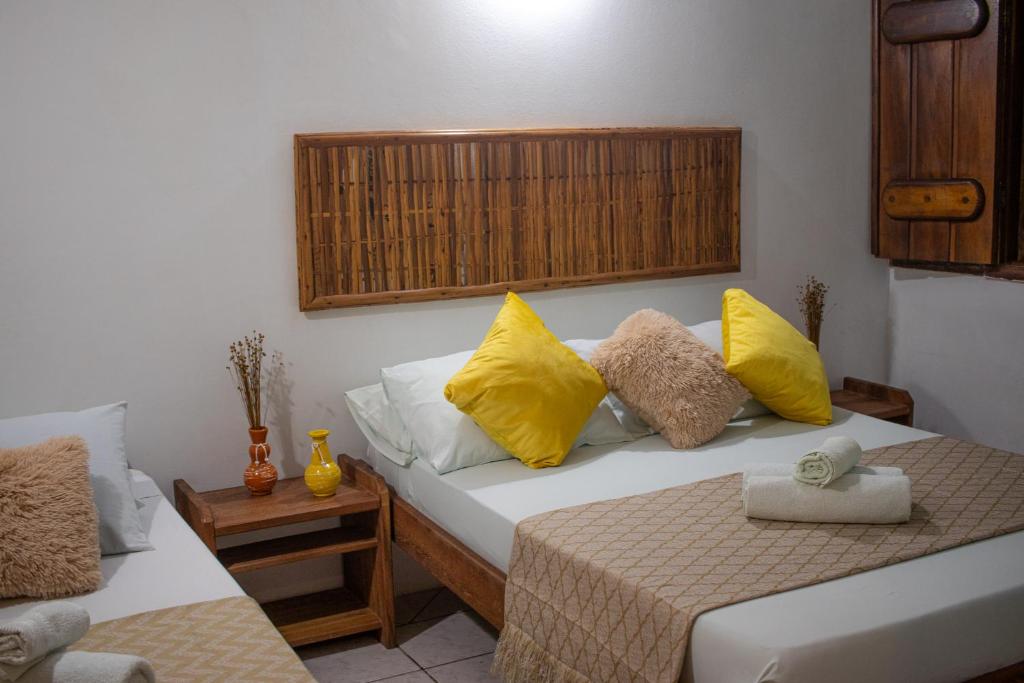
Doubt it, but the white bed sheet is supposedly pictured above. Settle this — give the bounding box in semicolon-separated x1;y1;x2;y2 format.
0;470;244;625
367;408;1024;683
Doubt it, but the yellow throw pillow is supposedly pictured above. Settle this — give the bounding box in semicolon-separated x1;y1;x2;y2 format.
445;292;608;468
721;288;832;425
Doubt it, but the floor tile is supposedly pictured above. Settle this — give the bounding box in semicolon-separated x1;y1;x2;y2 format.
376;673;433;683
427;653;501;682
415;588;469;622
298;635;420;683
297;635;375;661
395;588;441;626
397;612;498;669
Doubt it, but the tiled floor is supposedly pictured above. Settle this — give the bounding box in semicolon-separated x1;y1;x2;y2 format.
296;589;502;683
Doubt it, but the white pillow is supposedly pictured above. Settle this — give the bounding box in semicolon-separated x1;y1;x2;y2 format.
564;339;654;438
381;348;636;474
687;319;726;352
574;402;637;447
0;402;151;555
344;384;415;467
382;350;507;474
685;320;774;420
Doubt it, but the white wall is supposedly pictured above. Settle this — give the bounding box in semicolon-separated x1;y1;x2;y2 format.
889;270;1024;452
0;2;884;498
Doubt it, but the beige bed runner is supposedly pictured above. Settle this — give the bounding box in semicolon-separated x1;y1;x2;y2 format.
494;436;1024;683
70;596;313;682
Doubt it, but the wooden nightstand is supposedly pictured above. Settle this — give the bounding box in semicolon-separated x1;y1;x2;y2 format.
173;457;395;648
830;377;914;426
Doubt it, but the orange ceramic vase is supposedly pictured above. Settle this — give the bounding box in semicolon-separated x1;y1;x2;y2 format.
244;427;278;496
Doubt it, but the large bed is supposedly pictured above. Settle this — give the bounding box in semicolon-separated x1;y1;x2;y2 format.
364;408;1024;683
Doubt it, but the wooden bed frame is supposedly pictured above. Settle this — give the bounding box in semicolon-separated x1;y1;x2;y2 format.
344;454;1024;682
337;452;506;630
391;494;506;630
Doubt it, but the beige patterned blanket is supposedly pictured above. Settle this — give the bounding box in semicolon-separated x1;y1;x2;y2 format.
493;437;1024;683
70;596;314;682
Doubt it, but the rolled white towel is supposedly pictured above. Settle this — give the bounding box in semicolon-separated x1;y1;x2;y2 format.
742;463;904;499
17;650;155;683
793;436;863;487
0;603;90;679
744;472;912;524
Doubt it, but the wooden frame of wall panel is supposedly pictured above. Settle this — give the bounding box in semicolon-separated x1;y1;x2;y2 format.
294;127;741;310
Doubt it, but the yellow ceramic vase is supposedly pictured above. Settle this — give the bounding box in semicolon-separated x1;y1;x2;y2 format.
305;429;342;497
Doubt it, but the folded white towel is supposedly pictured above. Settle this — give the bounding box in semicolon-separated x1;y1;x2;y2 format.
0;603;90;680
793;436;863;487
17;650;155;683
743;472;912;524
742;462;903;491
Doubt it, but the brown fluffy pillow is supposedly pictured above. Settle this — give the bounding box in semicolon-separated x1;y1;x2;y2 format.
590;309;750;449
0;436;102;598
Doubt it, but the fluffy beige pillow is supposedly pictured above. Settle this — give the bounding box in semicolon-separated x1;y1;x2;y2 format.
591;309;750;449
0;437;102;599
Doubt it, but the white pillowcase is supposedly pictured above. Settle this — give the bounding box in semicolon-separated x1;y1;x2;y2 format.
344;384;415;467
382;350;507;474
564;339;654;438
575;401;639;448
380;347;636;474
0;402;151;555
686;320;773;420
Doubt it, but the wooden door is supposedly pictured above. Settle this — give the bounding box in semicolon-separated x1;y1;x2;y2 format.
872;0;1017;265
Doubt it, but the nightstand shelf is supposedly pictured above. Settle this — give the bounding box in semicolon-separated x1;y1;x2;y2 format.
173;458;395;648
830;377;914;426
217;526;378;575
262;586;381;647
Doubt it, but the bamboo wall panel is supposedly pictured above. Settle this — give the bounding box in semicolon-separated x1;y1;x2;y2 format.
294;128;741;310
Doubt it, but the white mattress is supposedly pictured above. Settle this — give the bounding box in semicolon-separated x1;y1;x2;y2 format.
367;408;1024;683
0;470;245;624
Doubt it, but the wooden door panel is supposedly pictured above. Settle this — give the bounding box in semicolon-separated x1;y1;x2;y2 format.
873;0;1003;265
883;179;984;220
882;0;988;44
910;39;955;260
951;4;999;263
877;0;913;260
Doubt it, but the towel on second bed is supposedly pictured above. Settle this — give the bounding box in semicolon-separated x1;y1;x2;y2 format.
743;456;912;524
743;468;912;524
793;435;863;486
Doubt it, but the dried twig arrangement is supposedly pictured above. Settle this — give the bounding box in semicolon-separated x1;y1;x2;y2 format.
797;276;828;349
227;331;267;429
